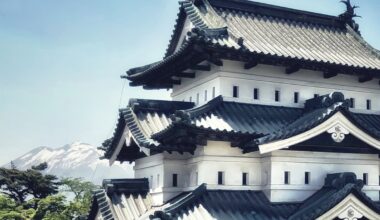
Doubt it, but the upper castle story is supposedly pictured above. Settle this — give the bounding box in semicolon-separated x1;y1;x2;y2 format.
123;0;380;113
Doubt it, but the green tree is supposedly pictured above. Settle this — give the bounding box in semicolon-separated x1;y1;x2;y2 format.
0;163;60;205
0;165;97;219
61;178;97;217
32;195;68;220
0;194;35;220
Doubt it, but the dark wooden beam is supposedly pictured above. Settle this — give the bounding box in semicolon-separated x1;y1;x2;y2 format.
323;70;338;79
285;65;300;74
143;84;173;90
208;56;223;66
244;60;258;69
358;75;373;83
191;64;211;71
168;79;181;85
174;72;195;78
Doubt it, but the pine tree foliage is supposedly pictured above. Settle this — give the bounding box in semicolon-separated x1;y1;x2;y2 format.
0;163;60;204
0;163;97;219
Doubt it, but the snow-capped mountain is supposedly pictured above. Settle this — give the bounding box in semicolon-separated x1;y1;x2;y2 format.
5;142;133;185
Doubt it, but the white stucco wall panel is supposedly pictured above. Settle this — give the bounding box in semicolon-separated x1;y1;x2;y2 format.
133;142;380;205
172;60;380;112
268;150;380;202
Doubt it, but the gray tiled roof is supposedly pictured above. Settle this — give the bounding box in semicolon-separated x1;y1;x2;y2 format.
88;179;153;220
143;173;379;220
255;102;348;146
187;97;302;135
184;0;380;70
125;0;380;89
253;94;380;147
101;94;380;161
158;184;299;220
289;173;380;220
88;174;380;220
213;7;380;70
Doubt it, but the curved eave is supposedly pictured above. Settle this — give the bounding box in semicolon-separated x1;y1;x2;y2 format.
125;39;208;89
124;39;380;89
164;4;187;58
101;108;158;162
258;111;380;154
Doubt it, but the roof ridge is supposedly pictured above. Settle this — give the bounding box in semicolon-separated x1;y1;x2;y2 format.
182;0;209;29
346;24;380;60
164;3;187;58
253;101;349;147
185;95;224;118
209;0;343;26
123;107;159;148
186;95;305;118
162;183;207;214
128;98;194;113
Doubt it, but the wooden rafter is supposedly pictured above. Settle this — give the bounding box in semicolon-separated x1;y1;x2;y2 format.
323;70;338;79
285;65;301;74
358;75;373;83
244;60;258;69
174;72;196;78
191;64;211;71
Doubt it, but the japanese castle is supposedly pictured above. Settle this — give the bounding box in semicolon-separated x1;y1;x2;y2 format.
88;0;380;219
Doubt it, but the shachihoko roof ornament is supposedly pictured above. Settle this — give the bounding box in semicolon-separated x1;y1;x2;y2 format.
339;0;361;34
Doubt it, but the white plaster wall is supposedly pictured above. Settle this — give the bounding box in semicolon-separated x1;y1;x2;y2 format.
267;150;380;202
193;141;262;189
172;60;380;113
134;141;380;205
134;152;194;205
134;154;165;205
173;66;221;105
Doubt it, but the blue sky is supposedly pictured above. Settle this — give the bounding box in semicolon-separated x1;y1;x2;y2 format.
0;0;379;165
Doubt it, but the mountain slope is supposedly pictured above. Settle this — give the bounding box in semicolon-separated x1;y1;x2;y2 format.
5;142;133;185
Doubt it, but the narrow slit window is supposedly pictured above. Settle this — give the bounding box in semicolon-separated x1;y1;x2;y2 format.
350;98;355;108
172;174;178;187
189;96;192;102
150;175;153;189
275;90;280;102
367;99;372;110
204;90;208;101
294;92;299;103
363;173;368;185
284;171;290;184
218;171;224;185
254;88;259;100
196;93;200;105
233;86;239;98
212;87;216;98
195;172;198;186
305;172;310;185
242;172;248;186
